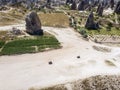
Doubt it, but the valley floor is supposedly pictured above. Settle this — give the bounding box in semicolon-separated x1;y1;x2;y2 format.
0;25;120;90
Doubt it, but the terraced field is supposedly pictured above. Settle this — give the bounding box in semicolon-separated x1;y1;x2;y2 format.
0;35;60;55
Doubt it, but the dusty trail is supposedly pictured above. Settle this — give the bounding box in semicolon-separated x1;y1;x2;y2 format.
0;25;120;90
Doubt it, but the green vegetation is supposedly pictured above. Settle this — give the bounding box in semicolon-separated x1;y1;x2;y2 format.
0;36;60;55
77;26;120;36
0;41;5;48
1;47;35;55
86;28;120;36
67;9;120;37
79;29;88;38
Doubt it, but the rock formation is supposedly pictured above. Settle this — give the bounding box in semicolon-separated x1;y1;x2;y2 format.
78;0;85;11
10;0;18;5
11;27;22;35
78;0;91;11
66;0;69;5
114;1;120;14
71;1;77;10
85;12;99;29
47;0;51;4
25;11;43;35
46;0;51;8
66;0;73;5
97;3;104;16
109;0;115;9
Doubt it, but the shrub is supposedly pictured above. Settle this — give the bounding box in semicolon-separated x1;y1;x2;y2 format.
83;33;88;38
79;29;88;38
106;22;113;31
79;29;87;35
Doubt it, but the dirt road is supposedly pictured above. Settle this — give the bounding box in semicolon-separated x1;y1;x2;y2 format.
0;25;120;90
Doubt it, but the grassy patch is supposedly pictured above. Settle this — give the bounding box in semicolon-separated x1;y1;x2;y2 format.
0;36;60;55
1;47;35;55
38;13;69;27
38;45;61;52
0;41;5;48
86;28;120;36
78;27;120;36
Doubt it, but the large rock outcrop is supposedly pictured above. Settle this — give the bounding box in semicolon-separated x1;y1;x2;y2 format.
114;1;120;14
25;11;43;35
85;12;99;29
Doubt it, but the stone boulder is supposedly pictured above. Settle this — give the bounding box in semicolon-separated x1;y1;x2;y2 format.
114;1;120;14
85;12;99;30
11;27;22;35
25;11;43;35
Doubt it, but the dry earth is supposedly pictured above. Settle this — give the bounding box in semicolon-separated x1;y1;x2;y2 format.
0;24;120;90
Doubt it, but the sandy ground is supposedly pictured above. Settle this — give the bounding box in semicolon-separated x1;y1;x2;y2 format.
0;25;120;90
